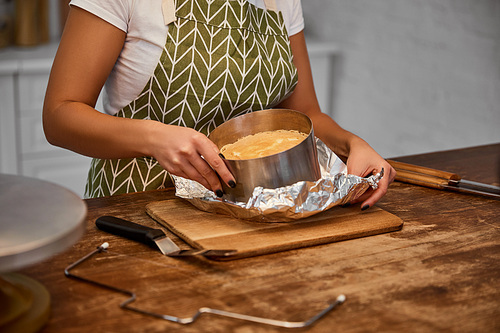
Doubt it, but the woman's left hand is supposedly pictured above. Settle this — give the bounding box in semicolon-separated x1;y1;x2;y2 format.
345;138;396;209
277;31;395;209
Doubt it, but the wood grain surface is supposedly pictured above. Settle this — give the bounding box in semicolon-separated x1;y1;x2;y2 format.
16;143;500;333
146;199;403;260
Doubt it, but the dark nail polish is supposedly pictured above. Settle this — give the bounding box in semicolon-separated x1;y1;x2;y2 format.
215;189;224;197
341;203;351;208
228;180;236;188
219;153;226;159
361;204;370;211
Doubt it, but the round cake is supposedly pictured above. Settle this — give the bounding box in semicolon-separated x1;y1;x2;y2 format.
220;130;308;160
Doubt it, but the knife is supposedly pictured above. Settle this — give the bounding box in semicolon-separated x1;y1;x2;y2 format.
387;160;500;199
95;216;236;257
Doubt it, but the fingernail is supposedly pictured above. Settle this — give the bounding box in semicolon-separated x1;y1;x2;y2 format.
341;203;351;208
215;189;224;198
219;153;226;159
361;204;370;211
228;180;236;188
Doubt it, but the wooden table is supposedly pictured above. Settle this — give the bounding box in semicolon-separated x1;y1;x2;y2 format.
21;144;500;333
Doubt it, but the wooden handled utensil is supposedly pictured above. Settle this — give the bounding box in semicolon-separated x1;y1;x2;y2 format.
387;160;500;199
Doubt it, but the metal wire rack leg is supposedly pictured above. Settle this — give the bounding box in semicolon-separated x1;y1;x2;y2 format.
65;243;346;329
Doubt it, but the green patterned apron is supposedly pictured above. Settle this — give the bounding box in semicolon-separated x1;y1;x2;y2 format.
85;0;298;198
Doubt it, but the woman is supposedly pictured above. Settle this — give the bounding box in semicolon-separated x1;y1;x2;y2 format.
43;0;395;210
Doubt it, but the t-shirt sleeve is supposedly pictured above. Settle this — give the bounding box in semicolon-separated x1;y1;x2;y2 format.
69;0;132;33
280;0;304;36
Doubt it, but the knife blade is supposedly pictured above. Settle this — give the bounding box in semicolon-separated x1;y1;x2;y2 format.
95;216;236;257
387;160;500;199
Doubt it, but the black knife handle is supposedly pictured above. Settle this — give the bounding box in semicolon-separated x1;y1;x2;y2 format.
95;216;165;248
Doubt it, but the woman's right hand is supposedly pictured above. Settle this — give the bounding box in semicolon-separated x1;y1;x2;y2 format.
147;122;235;196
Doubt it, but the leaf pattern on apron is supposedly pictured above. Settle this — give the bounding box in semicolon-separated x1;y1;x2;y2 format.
85;0;298;198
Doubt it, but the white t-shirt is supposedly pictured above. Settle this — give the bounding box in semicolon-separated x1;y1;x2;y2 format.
69;0;305;115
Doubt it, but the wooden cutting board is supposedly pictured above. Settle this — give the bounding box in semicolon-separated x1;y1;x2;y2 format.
146;198;403;260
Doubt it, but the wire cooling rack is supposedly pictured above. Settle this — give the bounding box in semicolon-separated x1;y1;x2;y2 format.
64;242;346;328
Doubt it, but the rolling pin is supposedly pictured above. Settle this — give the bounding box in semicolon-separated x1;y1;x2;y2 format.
387;159;500;198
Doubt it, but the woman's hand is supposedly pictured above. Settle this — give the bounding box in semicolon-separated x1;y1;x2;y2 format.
147;122;235;196
345;138;396;209
278;31;395;208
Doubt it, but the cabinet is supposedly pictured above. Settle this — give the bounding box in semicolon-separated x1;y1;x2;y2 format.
0;43;95;197
0;40;338;198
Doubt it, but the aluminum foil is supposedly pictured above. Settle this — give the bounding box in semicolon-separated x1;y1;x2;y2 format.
172;139;383;222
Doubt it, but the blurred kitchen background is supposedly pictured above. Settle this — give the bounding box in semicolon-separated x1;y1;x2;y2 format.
0;0;499;197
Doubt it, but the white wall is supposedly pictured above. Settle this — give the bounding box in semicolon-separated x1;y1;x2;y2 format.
302;0;500;158
12;0;500;159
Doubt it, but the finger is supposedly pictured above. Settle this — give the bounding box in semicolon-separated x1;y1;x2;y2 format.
359;167;393;209
350;188;373;205
189;155;226;196
169;161;212;191
360;186;388;210
163;152;214;191
165;132;226;195
197;140;236;188
342;169;377;206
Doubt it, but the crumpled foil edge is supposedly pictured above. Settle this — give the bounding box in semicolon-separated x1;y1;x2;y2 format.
172;139;383;222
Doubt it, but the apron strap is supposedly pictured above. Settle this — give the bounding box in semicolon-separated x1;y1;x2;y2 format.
263;0;277;12
162;0;176;26
163;0;277;23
